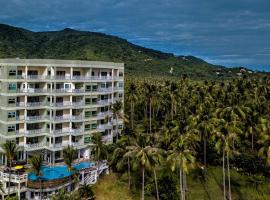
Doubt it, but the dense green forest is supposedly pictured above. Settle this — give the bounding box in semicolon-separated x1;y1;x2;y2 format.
107;76;270;200
0;23;262;79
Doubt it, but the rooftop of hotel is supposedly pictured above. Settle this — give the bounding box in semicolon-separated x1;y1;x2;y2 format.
0;58;124;69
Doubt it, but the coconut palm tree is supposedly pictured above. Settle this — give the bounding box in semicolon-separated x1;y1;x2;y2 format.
112;100;123;141
126;82;138;129
125;133;153;200
29;154;43;199
111;136;132;190
167;133;197;200
63;145;77;191
1;141;18;196
91;132;107;177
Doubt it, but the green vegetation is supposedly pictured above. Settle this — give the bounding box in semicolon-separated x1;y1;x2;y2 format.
0;23;263;79
108;76;270;200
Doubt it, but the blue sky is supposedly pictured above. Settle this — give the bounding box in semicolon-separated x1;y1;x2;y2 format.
0;0;270;71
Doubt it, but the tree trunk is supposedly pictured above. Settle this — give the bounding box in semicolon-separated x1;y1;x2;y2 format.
222;146;226;200
227;152;232;200
251;132;254;151
8;160;11;196
149;99;152;134
154;169;159;200
128;157;131;191
183;172;187;200
204;135;207;168
142;167;145;200
131;101;134;130
179;167;183;200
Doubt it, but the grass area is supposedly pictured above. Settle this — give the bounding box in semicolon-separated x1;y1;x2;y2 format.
92;173;154;200
187;167;270;200
93;168;270;200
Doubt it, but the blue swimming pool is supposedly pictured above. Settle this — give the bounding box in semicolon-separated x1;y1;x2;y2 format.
28;162;95;181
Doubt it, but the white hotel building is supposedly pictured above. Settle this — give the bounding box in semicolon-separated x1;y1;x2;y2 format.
0;59;124;164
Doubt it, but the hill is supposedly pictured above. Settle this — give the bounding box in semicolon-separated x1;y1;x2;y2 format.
0;23;253;79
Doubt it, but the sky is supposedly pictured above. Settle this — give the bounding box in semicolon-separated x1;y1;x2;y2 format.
0;0;270;71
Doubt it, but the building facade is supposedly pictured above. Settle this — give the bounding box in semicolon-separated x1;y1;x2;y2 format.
0;59;124;165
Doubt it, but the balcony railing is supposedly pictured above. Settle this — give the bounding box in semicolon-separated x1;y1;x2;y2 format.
72;89;84;93
71;115;83;120
97;123;113;131
71;142;84;147
25;129;47;135
54;115;71;121
97;87;113;93
16;102;25;107
4;75;122;81
25;142;47;149
53;128;70;134
98;111;113;117
17;89;48;93
72;101;84;106
97;99;112;105
25;116;43;121
55;75;71;80
26;75;47;80
53;102;72;107
26;102;46;107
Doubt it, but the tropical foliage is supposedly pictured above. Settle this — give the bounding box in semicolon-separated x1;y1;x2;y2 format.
109;75;270;200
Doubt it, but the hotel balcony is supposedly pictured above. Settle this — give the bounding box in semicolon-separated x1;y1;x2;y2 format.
25;142;47;150
26;102;47;107
71;115;83;120
97;123;113;132
17;88;48;93
25;115;44;121
98;111;113;118
97;99;113;105
54;115;71;121
53;128;84;135
97;87;113;93
4;75;122;81
25;129;47;136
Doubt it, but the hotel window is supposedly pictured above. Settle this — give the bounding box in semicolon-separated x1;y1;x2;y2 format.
8;125;16;132
101;83;106;88
8;98;16;104
119;82;123;88
92;85;97;91
8;112;16;118
85;85;91;92
9;70;16;76
85;98;91;105
8;83;17;91
119;72;123;77
85;124;91;130
85;111;91;118
91;124;97;129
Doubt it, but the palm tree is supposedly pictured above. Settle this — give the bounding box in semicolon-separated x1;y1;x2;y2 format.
147;147;163;200
1;141;17;196
126;82;138;129
91;133;107;178
111;136;132;190
29;154;43;199
78;184;95;200
167;132;198;200
112;100;123;141
125;133;153;200
63;145;77;191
